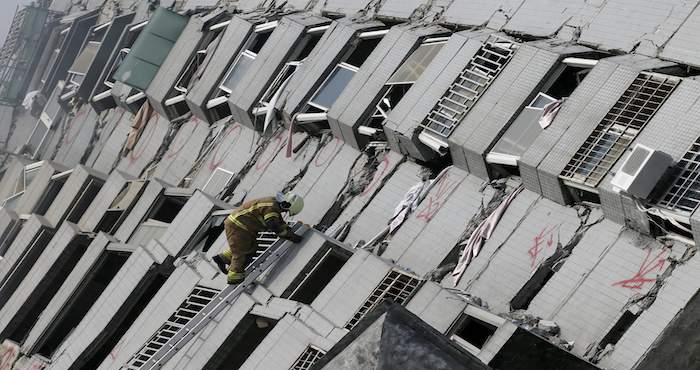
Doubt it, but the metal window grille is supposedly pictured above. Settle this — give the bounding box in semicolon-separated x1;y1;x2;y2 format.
561;73;678;187
345;269;421;330
125;285;220;369
659;138;700;213
290;346;325;370
420;36;516;138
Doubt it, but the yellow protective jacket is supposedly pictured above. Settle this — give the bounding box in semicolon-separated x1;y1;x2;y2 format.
227;197;291;237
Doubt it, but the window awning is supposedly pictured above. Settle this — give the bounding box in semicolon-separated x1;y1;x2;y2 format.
114;7;188;91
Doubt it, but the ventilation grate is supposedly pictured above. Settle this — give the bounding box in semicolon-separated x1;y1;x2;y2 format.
290;345;325;370
125;285;220;369
345;269;421;330
659;138;700;213
420;36;516;138
561;73;678;187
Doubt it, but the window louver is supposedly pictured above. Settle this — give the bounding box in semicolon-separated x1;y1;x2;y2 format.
420;36;516;138
290;345;325;370
561;73;678;187
659;138;700;213
125;285;220;369
344;270;421;330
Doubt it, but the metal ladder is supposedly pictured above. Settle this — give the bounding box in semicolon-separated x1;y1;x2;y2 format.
139;223;309;369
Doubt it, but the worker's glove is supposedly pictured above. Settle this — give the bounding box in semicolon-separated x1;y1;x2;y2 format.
286;233;303;243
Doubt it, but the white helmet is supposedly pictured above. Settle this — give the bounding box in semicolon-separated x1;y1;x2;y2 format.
277;192;304;216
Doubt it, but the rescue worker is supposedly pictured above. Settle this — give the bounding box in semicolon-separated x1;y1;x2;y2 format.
212;192;304;284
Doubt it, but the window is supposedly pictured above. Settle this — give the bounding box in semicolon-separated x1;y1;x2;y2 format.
33;170;72;215
420;36;516;139
203;167;235;196
658;137;700;214
40;27;68;87
95;180;146;234
94;21;147;100
345;269;421;330
450;315;498;352
0;228;54;305
283;243;351;305
561;73;678;187
487;92;557;165
213;22;277;101
205;314;277;370
364;39;446;130
125;285;220;368
291;346;326;370
2;162;42;209
65;179;103;223
36;250;130;356
308;63;358;110
303;31;385;115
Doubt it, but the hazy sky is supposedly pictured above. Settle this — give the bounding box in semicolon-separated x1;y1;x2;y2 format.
0;0;32;44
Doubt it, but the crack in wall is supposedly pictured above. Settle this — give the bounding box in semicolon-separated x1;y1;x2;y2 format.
138;113;191;179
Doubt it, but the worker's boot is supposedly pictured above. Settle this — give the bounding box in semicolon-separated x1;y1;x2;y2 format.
212;254;228;274
227;271;246;285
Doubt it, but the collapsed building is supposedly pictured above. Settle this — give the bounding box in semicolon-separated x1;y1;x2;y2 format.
1;0;700;369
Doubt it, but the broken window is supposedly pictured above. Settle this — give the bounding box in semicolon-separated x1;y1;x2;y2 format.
0;228;55;309
92;21;147;102
125;284;220;368
205;314;278;370
283;242;351;305
303;30;386;116
345;269;421;330
209;21;278;108
560;73;678;187
291;345;326;370
164;18;229;115
254;25;327;118
420;36;516;147
488;58;600;167
449;310;501;353
95;180;146;234
2;161;43;210
362;38;447;134
4;233;92;343
658;136;700;214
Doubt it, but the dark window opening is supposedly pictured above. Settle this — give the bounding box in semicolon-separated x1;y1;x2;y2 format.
598;310;639;349
544;65;588;99
284;245;351;305
4;236;91;343
296;33;323;61
249;30;273;54
0;229;54;307
489;163;521;179
165;99;190;118
452;315;498;349
566;186;601;205
345;37;382;67
0;219;25;256
206;314;277;370
77;272;169;370
34;177;68;215
36;251;130;357
66;180;104;223
212;103;231;121
510;265;556;311
148;196;188;224
649;213;693;240
95;210;125;234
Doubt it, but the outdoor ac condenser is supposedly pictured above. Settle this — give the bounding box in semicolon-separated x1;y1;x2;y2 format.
611;144;673;199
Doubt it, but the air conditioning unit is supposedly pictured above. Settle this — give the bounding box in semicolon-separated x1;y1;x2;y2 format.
611;144;673;198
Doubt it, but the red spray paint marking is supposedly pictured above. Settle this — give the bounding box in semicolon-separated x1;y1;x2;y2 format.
255;133;285;172
208;123;243;171
528;225;557;268
165;117;199;160
28;361;45;370
62;108;88;145
313;137;342;167
612;248;668;291
128;115;160;165
0;343;18;370
360;155;390;197
416;171;457;222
